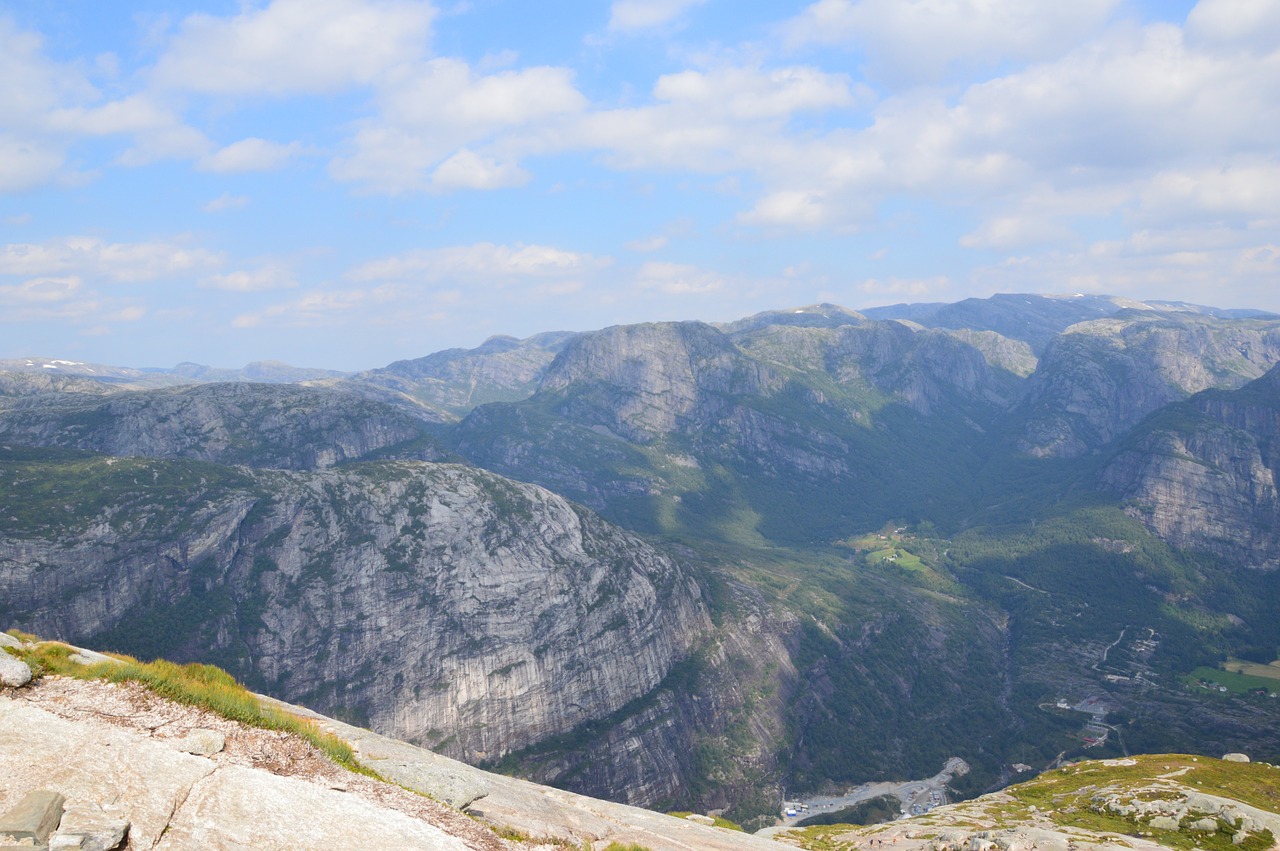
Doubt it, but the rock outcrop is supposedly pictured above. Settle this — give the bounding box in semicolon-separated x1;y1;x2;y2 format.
1015;310;1280;457
1098;363;1280;568
0;454;708;763
0;663;783;851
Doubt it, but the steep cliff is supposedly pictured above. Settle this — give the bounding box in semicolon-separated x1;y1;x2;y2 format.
0;447;708;762
1014;310;1280;457
1099;364;1280;569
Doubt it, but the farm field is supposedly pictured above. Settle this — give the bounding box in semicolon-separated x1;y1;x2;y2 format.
1223;658;1280;681
1187;666;1280;695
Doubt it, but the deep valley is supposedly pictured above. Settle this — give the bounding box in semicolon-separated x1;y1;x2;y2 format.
3;293;1280;831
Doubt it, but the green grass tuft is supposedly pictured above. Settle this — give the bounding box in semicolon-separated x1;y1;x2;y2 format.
15;639;373;777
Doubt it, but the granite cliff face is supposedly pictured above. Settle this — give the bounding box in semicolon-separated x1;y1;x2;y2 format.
1015;310;1280;457
0;382;441;469
0;450;708;762
1099;364;1280;569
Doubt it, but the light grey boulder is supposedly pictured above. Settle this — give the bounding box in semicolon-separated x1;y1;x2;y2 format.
67;649;118;667
49;802;129;851
0;654;32;688
1191;817;1221;832
0;632;22;650
0;789;66;846
1223;753;1251;763
1149;815;1180;831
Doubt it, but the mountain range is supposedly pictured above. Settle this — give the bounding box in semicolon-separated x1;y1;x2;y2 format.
3;292;1279;830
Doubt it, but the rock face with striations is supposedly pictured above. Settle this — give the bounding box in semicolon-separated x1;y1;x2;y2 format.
0;452;708;762
1098;363;1280;568
1015;310;1280;457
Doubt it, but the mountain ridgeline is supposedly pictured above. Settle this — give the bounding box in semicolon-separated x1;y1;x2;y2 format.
3;293;1280;829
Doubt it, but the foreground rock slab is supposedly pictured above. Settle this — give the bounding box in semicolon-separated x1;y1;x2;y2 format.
0;789;65;847
268;694;786;851
0;684;484;851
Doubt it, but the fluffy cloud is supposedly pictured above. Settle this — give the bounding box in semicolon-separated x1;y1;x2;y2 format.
608;0;708;32
329;59;586;193
232;284;405;329
635;261;724;295
151;0;436;96
0;276;82;304
782;0;1120;84
201;265;298;292
0;237;222;283
430;149;529;190
350;242;609;282
202;193;251;213
198;138;303;173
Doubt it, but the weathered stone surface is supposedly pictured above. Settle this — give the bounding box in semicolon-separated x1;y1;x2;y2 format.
48;802;128;851
1149;815;1180;830
173;729;225;756
0;699;215;848
1223;753;1251;763
0;655;31;688
2;461;708;768
0;632;21;650
0;790;65;846
153;764;472;851
270;695;785;851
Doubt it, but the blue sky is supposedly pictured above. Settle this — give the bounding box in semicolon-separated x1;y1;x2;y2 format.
1;0;1276;370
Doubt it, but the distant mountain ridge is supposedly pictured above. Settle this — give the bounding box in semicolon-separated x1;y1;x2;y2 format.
4;291;1280;828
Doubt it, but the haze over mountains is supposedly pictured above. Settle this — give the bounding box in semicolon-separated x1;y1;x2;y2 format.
3;292;1279;830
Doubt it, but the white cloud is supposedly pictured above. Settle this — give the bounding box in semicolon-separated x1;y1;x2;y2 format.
0;134;65;192
430;149;529;190
577;64;860;178
0;237;223;283
1186;0;1280;53
350;242;609;282
152;0;436;96
1138;159;1280;224
635;261;723;294
653;65;860;120
329;59;585;193
0;276;82;304
960;215;1076;250
738;190;833;228
782;0;1120;84
202;193;251;213
201;265;298;292
973;226;1280;308
608;0;708;32
198;138;303;173
625;235;669;252
858;276;951;299
232;284;405;328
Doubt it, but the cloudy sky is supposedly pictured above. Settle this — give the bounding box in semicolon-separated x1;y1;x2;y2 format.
1;0;1277;370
